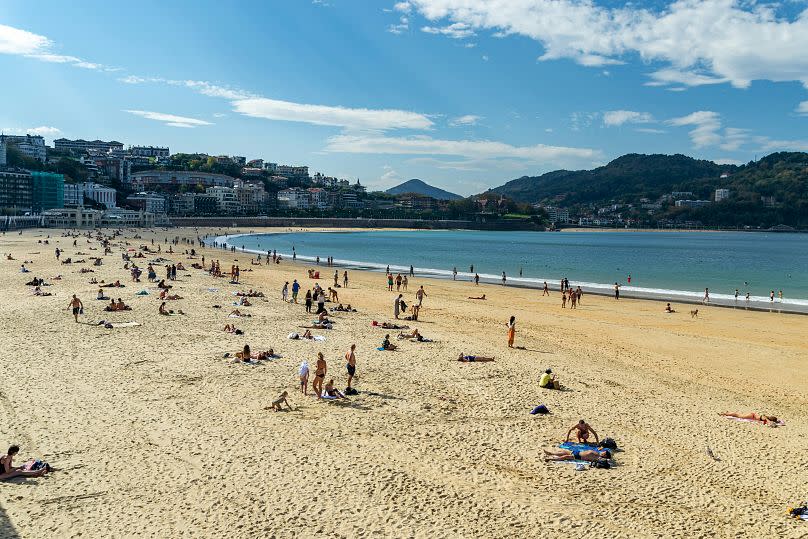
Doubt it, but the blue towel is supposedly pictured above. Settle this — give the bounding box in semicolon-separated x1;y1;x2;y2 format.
559;442;598;452
377;347;385;351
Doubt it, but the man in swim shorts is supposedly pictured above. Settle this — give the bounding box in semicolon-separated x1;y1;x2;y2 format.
566;420;599;444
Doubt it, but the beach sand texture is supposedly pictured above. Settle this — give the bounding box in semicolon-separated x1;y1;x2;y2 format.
1;228;807;538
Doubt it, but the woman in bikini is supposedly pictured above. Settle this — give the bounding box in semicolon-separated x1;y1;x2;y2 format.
313;352;327;397
719;411;779;425
543;447;611;462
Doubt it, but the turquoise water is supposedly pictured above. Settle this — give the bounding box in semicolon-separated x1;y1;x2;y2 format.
211;230;808;312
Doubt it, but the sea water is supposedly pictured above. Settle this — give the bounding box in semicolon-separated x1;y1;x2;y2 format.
209;230;808;313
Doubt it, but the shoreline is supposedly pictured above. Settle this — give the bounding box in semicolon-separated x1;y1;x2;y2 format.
208;230;808;316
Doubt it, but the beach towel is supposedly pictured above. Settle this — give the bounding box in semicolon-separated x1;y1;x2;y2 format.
559;442;599;452
101;321;141;328
135;290;149;295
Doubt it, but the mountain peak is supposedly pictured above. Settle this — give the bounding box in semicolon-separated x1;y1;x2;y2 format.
386;179;462;200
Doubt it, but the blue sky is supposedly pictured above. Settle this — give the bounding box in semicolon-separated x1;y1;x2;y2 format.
2;0;808;195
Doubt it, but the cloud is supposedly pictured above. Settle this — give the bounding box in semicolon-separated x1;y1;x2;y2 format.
324;133;602;168
635;128;666;134
404;0;808;89
422;22;475;39
712;158;743;165
231;97;433;130
481;54;489;61
394;1;412;13
667;111;722;147
388;15;410;34
0;23;107;70
124;110;213;128
1;126;61;137
603;110;653;127
449;114;481;126
797;101;808;115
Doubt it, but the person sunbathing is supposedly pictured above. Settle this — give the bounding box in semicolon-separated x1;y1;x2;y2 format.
33;286;52;297
159;302;170;315
317;311;330;324
0;445;49;480
237;297;251;306
381;334;397;351
323;379;346;399
468;294;486;300
176;263;186;270
229;309;251;317
457;354;494;362
398;328;421;340
115;298;131;311
302;329;314;340
89;277;98;284
543;447;611;463
331;304;346;312
566;420;599;444
104;299;118;312
381;322;408;330
719;411;779;425
270;391;293;411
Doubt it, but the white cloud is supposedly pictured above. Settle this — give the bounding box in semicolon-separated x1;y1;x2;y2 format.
124;110;213;128
394;1;412;13
666;111;722;147
603;110;653;127
422;22;475;39
231;97;433;130
1;126;61;138
405;0;808;89
449;114;481;126
388;14;410;34
635;128;666;134
797;101;808;115
713;158;743;165
481;54;489;61
0;24;107;70
324;133;602;168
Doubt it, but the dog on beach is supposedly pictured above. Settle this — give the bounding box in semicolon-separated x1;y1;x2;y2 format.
690;309;699;318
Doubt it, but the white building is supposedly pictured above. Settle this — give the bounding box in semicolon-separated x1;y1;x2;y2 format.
276;165;309;178
277;187;310;210
234;182;268;214
0;134;47;162
0;140;6;166
544;206;570;224
206;186;240;214
675;199;712;208
129;146;170;158
53;138;124;153
715;188;730;202
126;192;167;214
63;182;117;208
129;170;235;190
307;188;330;209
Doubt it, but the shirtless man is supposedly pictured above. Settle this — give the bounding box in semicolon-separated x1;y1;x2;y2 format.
68;294;83;323
313;352;327;398
269;391;292;411
345;344;357;389
543;447;611;462
542;281;550;296
566;420;599;444
416;285;427;306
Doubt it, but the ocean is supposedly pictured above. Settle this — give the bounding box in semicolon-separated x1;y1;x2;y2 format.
208;230;808;313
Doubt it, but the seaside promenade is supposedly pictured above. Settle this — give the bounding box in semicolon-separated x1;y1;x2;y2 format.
0;227;806;538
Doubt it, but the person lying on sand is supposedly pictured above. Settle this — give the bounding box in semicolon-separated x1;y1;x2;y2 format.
229;309;251;318
719;411;780;426
566;420;599;444
468;295;486;300
32;286;52;297
457;354;494;362
270;391;293;411
543;447;611;463
224;324;244;335
381;322;409;330
323;379;346;399
0;445;49;480
398;328;422;340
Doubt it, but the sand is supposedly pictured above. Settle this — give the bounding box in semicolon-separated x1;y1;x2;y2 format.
0;227;807;538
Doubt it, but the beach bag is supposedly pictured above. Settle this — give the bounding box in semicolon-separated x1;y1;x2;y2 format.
590;460;611;469
599;438;617;450
530;405;549;415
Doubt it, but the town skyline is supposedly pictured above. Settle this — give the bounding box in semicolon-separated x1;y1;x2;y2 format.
2;0;808;196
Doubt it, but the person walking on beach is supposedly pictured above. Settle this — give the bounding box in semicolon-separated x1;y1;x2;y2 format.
507;316;516;348
282;282;289;302
346;344;357;389
770;290;775;302
416;286;427;307
543;281;550;296
394;294;403;319
703;288;710;304
502;272;507;286
614;282;620;300
317;291;326;314
576;286;583;305
291;279;300;303
396;273;403;291
735;289;739;300
343;271;349;288
313;353;327;398
474;273;479;286
453;267;457;281
409;265;414;277
68;294;83;323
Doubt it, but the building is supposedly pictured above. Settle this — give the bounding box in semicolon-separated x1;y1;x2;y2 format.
231;156;246;166
41;208;102;228
761;196;777;207
397;194;435;211
0;140;6;166
53;138;124;154
0;134;47;162
307;188;330;210
126;192;167;214
84;183;117;208
31;171;64;212
234;182;268;214
241;167;264;177
100;208;155;228
129;146;170;158
206;186;240;214
675;199;712;208
94;156;131;183
277;187;310;210
276;165;309;178
264;162;278;172
128;170;235;190
543;206;570;224
63;183;83;206
247;159;264;168
715;188;730;202
0;169;33;212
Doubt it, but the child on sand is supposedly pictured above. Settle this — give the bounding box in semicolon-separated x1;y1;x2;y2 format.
269;391;292;411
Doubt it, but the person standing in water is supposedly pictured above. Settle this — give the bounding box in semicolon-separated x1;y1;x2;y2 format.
474;273;479;285
614;283;620;300
501;272;507;286
452;267;457;281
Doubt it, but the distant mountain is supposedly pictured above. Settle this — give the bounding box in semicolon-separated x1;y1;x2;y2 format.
486;153;735;205
386;179;462;200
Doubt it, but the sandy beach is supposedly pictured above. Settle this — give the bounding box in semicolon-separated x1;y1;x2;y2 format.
1;227;807;538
